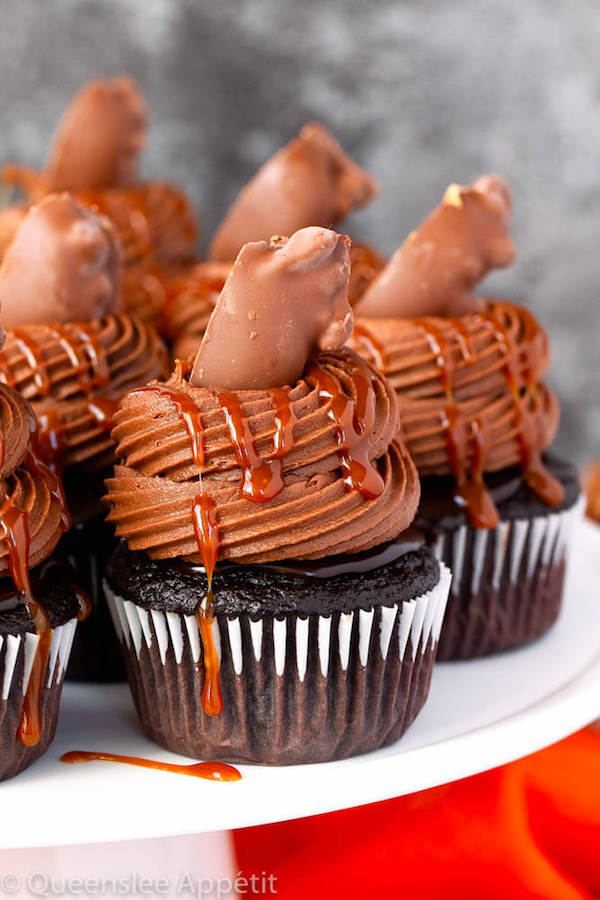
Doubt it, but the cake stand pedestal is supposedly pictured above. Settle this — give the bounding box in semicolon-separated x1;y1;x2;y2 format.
1;519;599;895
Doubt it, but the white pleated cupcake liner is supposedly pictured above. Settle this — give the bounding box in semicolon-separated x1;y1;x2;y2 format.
0;619;78;700
0;618;78;781
431;495;584;659
104;563;451;765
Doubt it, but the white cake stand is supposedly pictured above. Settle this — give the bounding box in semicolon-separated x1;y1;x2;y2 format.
1;519;599;866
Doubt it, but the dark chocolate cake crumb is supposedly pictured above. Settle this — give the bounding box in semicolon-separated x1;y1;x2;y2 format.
106;542;440;618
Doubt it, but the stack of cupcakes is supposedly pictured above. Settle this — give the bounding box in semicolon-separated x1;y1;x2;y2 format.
351;176;583;658
104;227;451;764
0;74;586;775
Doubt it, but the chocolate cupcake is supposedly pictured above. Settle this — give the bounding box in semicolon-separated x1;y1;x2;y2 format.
0;373;87;780
160;123;384;362
351;176;583;659
0;194;168;681
1;76;198;322
104;226;450;765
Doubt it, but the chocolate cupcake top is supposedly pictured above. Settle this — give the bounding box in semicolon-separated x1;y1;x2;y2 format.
0;194;167;471
163;243;387;365
1;77;198;320
351;176;564;529
210;123;377;262
106;226;420;566
160;126;381;362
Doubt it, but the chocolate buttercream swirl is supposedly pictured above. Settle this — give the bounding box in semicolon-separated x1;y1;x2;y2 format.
0;384;34;481
351;300;563;528
78;182;198;269
0;384;68;577
159;261;230;360
105;349;419;563
0;315;168;470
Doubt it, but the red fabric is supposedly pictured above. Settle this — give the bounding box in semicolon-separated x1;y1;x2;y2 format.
233;728;600;899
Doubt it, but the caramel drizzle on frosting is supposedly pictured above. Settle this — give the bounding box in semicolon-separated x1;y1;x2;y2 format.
135;377;220;716
414;317;499;528
353;304;563;527
1;324;115;468
477;310;563;507
305;351;384;500
0;315;167;470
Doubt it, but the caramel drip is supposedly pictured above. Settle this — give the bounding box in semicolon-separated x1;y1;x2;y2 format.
137;382;205;468
215;389;297;503
192;494;222;717
61;751;241;781
35;411;68;464
305;353;384;500
416;318;498;529
271;387;298;458
49;323;111;392
1;324;117;469
479;311;564;507
7;330;50;395
353;322;388;372
138;380;222;716
86;396;120;433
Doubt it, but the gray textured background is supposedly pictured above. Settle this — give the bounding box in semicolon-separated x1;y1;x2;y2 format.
0;0;598;462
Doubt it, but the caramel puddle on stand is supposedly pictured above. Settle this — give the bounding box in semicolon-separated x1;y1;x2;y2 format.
61;751;241;782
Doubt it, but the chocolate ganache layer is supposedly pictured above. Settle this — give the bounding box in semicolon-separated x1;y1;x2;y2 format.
106;534;439;618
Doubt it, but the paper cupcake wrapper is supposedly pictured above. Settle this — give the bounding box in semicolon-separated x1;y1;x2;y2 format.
431;495;584;659
0;618;78;781
105;564;451;765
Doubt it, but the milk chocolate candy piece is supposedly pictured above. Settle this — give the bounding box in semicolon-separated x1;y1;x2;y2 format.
45;76;147;193
357;175;514;319
0;193;121;327
210;123;377;262
191;227;353;390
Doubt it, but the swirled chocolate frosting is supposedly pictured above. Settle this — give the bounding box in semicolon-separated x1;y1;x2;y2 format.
351;177;564;528
210;123;377;262
0;384;68;576
0;359;77;749
106;349;417;564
